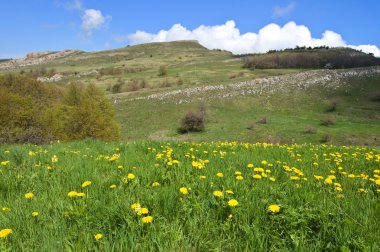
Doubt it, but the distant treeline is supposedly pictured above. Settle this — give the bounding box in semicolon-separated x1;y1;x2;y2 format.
0;74;119;144
243;47;380;69
0;58;12;63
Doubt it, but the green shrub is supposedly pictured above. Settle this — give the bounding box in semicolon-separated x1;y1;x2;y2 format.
178;111;205;133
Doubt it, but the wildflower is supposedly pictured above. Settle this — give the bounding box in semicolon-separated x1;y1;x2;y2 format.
358;188;367;193
94;233;103;241
152;182;160;187
141;208;149;214
67;191;78;197
4;150;10;154
0;229;12;238
1;207;10;212
199;175;207;179
290;176;300;181
254;167;264;173
32;212;39;217
236;175;244;180
225;190;234;194
127;173;135;180
179;187;189;195
216;172;223;178
261;160;267;165
228;199;239;207
324;178;333;184
268;204;281;213
82;181;92;188
76;192;85;197
51;155;58;163
110;184;117;189
131;203;141;210
0;161;9;166
314;175;324;180
269;177;276;182
213;190;223;198
24;192;34;199
252;174;262;179
142;216;153;223
247;164;254;168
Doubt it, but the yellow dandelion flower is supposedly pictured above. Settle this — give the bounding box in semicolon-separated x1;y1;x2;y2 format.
152;182;160;187
216;172;223;178
110;184;117;189
290;176;300;181
228;199;239;207
51;155;58;163
1;160;9;166
213;190;223;197
81;181;92;188
254;167;264;173
236;175;244;180
0;229;12;238
314;175;324;180
358;188;367;193
199;175;207;179
77;192;86;197
127;173;135;180
2;207;10;212
268;204;281;213
225;190;234;194
142;216;153;223
131;203;141;210
179;187;189;195
252;174;262;180
269;177;276;182
24;192;34;199
94;233;103;241
31;212;39;217
67;191;78;197
324;178;333;184
247;164;254;168
334;187;343;192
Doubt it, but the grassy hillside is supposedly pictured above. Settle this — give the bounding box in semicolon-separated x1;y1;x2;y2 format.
0;140;379;250
0;42;379;145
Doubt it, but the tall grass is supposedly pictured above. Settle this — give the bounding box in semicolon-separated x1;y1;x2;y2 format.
0;140;379;251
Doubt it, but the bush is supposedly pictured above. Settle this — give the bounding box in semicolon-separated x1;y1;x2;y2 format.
158;65;168;77
178;111;205;133
326;99;338;112
321;116;336;126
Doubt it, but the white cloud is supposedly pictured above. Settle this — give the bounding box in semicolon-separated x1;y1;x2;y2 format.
127;20;380;57
273;2;296;18
81;9;109;36
65;0;82;10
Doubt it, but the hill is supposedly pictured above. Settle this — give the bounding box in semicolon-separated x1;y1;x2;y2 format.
0;41;379;145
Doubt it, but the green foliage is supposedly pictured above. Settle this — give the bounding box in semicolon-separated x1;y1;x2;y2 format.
0;141;379;250
178;111;205;133
0;74;120;144
243;47;380;69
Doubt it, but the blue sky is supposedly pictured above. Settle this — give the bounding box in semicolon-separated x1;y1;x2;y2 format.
1;0;379;58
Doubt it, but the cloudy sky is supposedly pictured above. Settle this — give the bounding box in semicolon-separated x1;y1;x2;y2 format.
1;0;379;58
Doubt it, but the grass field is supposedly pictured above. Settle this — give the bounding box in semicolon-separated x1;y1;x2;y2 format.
0;140;379;251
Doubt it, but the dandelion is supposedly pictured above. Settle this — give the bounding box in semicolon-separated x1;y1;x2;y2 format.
1;160;9;166
234;171;242;175
77;192;85;197
131;203;141;210
0;229;12;238
269;177;276;182
51;155;58;163
179;187;189;195
142;216;153;223
290;176;300;181
228;199;239;207
82;180;92;188
24;192;34;199
32;212;39;217
261;160;267;165
110;184;117;189
213;190;223;198
236;175;244;180
314;175;324;180
199;175;207;179
127;173;135;180
216;172;223;178
225;190;234;194
268;204;281;213
141;208;149;214
247;164;254;168
252;174;262;180
94;233;103;241
152;182;160;187
2;207;10;212
254;167;264;173
68;191;78;197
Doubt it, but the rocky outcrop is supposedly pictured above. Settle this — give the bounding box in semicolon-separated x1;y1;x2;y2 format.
0;50;81;70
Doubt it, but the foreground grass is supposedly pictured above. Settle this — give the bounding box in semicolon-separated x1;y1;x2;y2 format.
0;140;379;251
